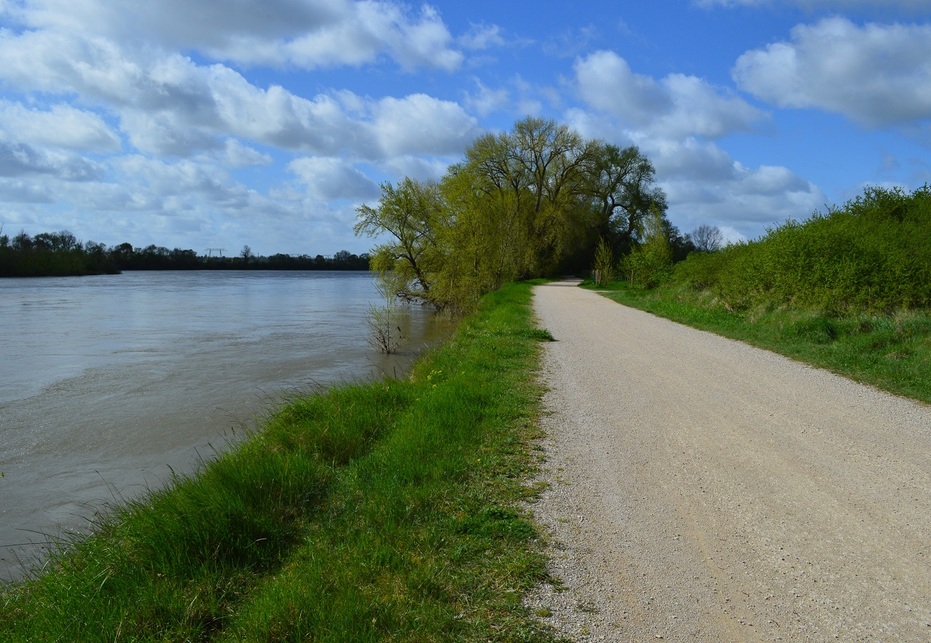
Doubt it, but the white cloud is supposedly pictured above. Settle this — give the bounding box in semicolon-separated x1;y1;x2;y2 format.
371;94;480;156
0;29;144;100
733;18;931;127
644;138;824;236
0;138;104;181
575;51;670;127
564;108;823;240
278;2;464;71
221;139;273;168
0;178;55;203
0;101;120;152
6;0;464;72
464;80;510;116
459;23;506;50
288;157;380;200
575;50;766;139
0;27;477;161
658;74;768;139
115;156;243;207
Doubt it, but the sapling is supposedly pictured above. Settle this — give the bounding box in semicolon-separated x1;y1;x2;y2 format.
367;271;405;353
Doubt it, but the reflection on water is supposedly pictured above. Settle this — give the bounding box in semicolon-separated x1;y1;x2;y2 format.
0;271;452;582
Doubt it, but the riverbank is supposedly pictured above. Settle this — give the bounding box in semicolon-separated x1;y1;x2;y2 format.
0;281;557;641
1;271;448;584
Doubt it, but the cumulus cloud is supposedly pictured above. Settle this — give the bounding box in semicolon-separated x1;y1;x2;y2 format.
569;50;810;238
5;0;465;72
648;138;825;237
371;94;480;156
0;101;120;151
221;139;273;168
458;23;506;50
0;27;478;161
288;157;381;200
575;50;767;139
464;80;510;116
733;18;931;127
575;51;670;126
0;139;104;181
0;178;55;203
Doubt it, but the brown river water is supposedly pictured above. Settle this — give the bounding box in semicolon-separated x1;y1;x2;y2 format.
0;271;452;583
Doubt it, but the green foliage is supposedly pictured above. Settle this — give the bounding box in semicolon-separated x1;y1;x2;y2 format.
621;206;673;288
669;185;931;314
355;117;667;314
0;282;556;642
355;178;446;300
0;230;371;276
591;237;615;286
586;141;667;257
0;230;119;276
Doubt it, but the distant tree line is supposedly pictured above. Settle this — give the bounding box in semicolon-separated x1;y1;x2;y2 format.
356;116;712;313
0;230;370;277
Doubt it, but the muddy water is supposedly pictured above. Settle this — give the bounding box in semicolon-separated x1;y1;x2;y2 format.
0;271;452;582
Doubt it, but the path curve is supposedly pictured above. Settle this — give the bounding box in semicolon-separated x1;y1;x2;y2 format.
526;280;931;641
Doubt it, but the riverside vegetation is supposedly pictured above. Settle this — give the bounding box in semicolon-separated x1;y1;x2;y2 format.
591;184;931;405
0;281;561;641
2;115;671;639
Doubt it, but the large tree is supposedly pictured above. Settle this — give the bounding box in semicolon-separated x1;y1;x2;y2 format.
355;117;671;312
459;117;598;277
585;142;667;257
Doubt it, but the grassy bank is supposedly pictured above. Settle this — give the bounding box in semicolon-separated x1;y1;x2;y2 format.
1;281;557;641
589;280;931;405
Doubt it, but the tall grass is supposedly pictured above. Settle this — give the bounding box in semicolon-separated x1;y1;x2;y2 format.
674;185;931;314
0;282;556;641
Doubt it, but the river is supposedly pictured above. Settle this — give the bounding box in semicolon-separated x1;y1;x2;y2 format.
0;271;452;583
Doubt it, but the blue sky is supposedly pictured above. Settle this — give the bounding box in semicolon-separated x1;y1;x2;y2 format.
1;0;930;256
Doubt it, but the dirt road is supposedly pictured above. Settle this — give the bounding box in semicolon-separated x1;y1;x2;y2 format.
526;280;931;641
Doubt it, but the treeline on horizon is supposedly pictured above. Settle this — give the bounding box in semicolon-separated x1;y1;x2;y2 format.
0;230;371;277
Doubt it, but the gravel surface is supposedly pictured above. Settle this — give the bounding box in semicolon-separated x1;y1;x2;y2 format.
524;280;931;642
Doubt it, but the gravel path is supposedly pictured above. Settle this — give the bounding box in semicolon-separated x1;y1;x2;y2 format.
525;280;931;642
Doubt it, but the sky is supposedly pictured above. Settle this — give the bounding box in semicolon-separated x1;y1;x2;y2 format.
1;0;930;257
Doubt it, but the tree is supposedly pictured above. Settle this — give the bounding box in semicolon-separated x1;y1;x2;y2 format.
585;142;667;258
353;118;670;312
591;236;615;286
689;224;724;253
354;178;445;300
459;117;595;278
622;205;673;287
240;245;253;266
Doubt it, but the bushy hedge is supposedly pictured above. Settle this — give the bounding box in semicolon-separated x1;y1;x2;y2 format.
673;185;931;314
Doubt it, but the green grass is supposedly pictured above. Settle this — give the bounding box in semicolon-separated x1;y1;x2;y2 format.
588;279;931;405
0;281;558;642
